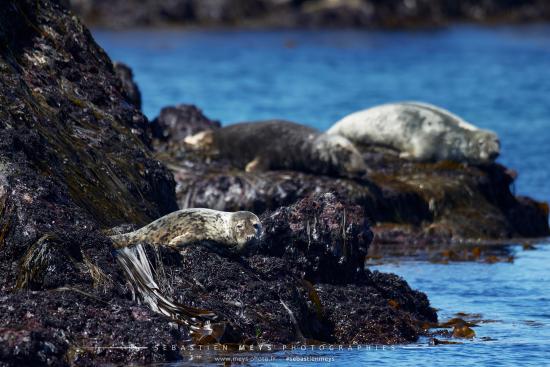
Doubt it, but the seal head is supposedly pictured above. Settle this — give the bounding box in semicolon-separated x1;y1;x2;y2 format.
228;211;262;251
471;130;500;163
313;134;367;177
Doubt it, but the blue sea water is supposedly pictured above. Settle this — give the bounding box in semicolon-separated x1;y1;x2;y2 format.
93;26;550;366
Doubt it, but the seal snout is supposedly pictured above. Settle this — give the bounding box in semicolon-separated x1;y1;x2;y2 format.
246;221;263;244
230;211;263;251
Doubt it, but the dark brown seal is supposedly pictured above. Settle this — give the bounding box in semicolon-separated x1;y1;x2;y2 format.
185;120;367;177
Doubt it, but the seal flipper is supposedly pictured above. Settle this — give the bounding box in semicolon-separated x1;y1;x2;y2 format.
168;233;198;248
399;151;412;160
184;130;214;148
245;156;270;172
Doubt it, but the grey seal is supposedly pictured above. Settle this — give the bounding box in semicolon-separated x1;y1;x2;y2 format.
185;120;367;177
327;102;500;164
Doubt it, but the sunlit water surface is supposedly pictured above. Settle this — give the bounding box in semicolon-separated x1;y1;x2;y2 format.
94;26;550;365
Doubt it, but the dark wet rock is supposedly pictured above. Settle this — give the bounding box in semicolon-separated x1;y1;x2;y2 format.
150;104;220;151
317;271;437;344
113;62;142;110
0;0;178;290
154;113;549;244
0;0;177;231
70;0;550;28
0;0;184;365
364;152;550;242
171;159;380;215
257;192;373;284
0;290;187;366
140;239;437;345
150;245;319;344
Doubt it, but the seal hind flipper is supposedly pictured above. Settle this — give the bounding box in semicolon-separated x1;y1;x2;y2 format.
245;156;270;172
184;130;214;150
110;233;133;248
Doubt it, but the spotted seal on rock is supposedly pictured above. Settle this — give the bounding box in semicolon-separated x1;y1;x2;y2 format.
327;102;500;164
110;208;262;252
184;120;367;177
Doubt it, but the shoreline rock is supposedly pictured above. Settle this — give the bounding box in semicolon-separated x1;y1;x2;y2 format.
69;0;550;29
151;104;221;151
135;193;437;345
114;61;142;110
257;193;372;284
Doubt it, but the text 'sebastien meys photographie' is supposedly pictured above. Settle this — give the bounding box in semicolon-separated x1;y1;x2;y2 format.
1;0;549;366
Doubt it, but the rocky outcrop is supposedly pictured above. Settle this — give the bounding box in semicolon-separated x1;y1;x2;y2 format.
0;0;179;364
139;246;437;346
114;61;142;110
130;193;436;346
151;104;220;152
0;291;187;366
0;2;439;365
0;1;178;226
257;193;372;284
70;0;550;28
153;106;549;245
0;0;181;297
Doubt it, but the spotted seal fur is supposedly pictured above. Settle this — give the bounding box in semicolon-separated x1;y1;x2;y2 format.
110;208;262;252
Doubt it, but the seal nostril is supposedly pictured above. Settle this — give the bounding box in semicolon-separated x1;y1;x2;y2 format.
489;151;499;160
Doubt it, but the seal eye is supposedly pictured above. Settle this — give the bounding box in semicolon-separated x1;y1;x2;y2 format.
236;223;245;230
